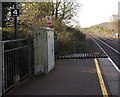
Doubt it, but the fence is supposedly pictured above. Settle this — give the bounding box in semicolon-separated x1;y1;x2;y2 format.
0;38;34;95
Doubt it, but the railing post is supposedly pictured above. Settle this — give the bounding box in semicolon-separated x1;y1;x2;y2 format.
0;42;4;97
28;45;32;75
0;43;2;96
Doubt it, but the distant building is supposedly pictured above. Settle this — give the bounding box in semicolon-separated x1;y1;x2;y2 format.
112;32;119;38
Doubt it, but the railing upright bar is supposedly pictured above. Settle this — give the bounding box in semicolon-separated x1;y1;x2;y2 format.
2;42;5;95
28;47;31;75
0;42;3;96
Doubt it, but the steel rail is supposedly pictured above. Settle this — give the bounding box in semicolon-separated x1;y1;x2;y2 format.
90;36;120;73
93;37;120;55
102;38;118;45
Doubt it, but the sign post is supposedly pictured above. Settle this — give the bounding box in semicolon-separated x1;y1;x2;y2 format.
0;1;2;41
14;2;18;40
0;2;2;97
11;1;19;39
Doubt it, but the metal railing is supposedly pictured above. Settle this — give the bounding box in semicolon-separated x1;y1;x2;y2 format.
1;38;34;94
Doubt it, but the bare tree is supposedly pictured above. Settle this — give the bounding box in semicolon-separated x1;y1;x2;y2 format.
110;14;118;32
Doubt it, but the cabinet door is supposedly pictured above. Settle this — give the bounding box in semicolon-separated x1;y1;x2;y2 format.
47;31;54;72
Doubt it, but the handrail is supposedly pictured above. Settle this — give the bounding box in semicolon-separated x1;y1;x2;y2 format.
3;37;33;43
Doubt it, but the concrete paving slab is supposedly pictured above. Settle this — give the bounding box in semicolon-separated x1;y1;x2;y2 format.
6;59;102;96
98;58;119;96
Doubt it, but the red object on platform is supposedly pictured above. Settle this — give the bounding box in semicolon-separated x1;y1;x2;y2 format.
16;75;20;77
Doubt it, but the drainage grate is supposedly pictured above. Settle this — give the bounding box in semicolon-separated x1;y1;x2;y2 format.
58;53;108;59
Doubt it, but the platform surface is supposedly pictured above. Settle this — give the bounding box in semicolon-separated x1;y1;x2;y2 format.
5;59;117;96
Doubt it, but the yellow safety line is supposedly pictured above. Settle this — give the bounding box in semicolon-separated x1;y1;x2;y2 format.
94;58;108;97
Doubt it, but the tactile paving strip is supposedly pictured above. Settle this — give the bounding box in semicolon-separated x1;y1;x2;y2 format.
58;53;108;59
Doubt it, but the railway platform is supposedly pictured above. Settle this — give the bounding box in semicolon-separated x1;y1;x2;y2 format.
4;58;119;97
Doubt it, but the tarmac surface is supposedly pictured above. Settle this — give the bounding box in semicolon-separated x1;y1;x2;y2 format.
5;59;114;96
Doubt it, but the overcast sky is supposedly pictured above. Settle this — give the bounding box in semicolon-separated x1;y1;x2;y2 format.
76;0;119;28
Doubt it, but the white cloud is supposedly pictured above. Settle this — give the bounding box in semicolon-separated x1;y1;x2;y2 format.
76;0;119;28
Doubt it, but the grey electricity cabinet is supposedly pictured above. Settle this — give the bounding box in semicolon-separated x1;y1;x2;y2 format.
34;27;54;74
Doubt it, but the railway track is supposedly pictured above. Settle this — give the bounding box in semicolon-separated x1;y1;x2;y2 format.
90;35;120;72
104;38;120;43
102;38;118;45
99;38;119;52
